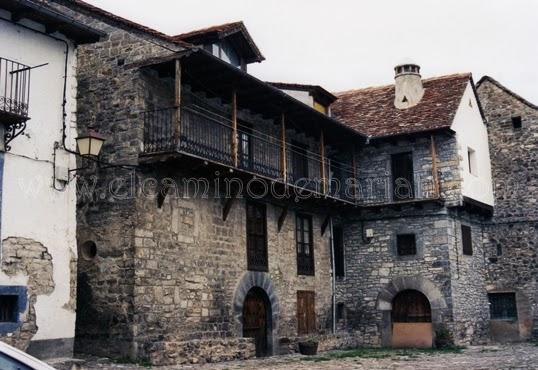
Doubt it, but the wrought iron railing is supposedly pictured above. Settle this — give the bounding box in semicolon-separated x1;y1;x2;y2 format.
0;57;31;120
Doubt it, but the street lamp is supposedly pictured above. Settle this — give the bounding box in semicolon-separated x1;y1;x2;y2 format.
75;130;105;157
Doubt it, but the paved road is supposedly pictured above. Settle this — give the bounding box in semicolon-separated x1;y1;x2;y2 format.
50;343;538;370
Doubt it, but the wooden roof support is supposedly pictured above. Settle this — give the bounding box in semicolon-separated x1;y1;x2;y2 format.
280;113;287;182
352;146;358;202
174;59;182;147
223;187;239;222
321;214;331;236
231;90;238;167
277;204;289;232
430;134;440;198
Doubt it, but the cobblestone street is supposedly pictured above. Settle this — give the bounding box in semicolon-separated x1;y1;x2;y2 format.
50;343;538;370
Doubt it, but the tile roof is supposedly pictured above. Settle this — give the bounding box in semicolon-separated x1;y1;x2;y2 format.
332;73;472;138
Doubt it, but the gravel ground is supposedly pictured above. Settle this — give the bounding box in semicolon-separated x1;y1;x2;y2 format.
48;343;538;370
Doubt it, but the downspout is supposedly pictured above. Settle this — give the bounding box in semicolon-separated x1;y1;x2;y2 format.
329;216;336;334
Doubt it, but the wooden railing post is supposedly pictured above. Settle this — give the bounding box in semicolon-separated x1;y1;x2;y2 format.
431;134;440;198
280;113;287;182
320;130;327;194
174;59;181;148
231;90;238;167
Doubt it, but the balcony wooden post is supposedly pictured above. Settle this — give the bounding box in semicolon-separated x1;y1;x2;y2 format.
280;113;287;182
431;134;440;198
231;90;238;167
174;59;181;147
320;130;327;194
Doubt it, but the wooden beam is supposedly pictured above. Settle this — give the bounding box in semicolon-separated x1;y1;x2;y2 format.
430;134;440;197
174;59;181;147
280;113;287;182
321;215;331;236
277;205;289;232
352;146;358;201
231;90;238;167
320;130;327;194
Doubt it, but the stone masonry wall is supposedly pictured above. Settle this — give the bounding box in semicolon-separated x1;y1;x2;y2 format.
477;79;538;340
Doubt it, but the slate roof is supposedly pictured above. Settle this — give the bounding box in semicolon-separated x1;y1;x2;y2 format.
173;21;264;63
477;76;538;110
332;73;472;138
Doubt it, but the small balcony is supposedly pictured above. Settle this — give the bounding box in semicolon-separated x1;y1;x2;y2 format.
0;57;30;125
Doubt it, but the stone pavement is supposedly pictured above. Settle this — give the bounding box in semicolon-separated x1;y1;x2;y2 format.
49;343;538;370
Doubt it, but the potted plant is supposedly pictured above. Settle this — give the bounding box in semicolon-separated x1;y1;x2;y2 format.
298;336;319;355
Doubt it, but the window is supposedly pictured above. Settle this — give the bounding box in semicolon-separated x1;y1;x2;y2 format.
391;152;414;201
461;224;473;255
397;234;417;256
296;214;314;275
0;352;33;370
246;202;268;271
238;123;253;170
290;141;309;181
336;302;345;322
297;291;316;335
467;148;477;175
0;296;17;323
496;244;503;256
489;293;517;320
512;116;522;129
333;226;345;278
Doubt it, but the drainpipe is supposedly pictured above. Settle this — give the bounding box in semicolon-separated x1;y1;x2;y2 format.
329;216;336;334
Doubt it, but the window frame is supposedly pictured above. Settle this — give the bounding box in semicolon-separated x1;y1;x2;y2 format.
246;201;268;272
467;147;477;176
488;292;518;321
296;213;315;276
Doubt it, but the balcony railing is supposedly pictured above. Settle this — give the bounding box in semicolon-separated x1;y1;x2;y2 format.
0;57;31;122
142;104;440;205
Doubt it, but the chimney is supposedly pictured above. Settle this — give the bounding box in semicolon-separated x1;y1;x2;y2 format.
394;60;424;109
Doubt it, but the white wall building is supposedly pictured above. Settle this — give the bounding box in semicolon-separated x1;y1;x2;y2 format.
0;0;100;358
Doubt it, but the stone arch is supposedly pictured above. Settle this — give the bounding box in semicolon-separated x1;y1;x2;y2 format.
233;271;279;355
376;275;447;346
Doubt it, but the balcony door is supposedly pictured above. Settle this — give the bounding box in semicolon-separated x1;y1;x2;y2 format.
391;152;414;201
238;123;253;170
291;141;309;181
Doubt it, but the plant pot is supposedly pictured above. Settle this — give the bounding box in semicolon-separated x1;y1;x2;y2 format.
299;341;318;355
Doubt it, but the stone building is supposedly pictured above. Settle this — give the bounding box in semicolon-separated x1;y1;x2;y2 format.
0;0;101;358
477;76;538;342
331;65;495;347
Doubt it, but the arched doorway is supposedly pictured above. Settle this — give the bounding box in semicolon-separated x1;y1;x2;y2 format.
391;289;433;348
242;287;272;357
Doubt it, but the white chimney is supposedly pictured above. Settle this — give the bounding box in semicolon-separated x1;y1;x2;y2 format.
394;60;424;109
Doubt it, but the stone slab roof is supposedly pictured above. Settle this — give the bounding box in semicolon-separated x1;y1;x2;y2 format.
332;73;472;138
477;75;538;110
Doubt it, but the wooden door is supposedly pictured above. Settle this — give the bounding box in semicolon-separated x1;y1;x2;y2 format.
243;288;269;357
392;290;433;348
297;291;316;335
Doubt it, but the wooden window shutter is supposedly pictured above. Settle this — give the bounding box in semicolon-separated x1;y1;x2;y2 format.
461;224;473;256
297;291;316;335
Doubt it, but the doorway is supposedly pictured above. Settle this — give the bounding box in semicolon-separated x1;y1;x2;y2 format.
242;287;272;357
391;289;433;348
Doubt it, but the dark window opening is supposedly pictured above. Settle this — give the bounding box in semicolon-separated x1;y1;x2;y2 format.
238;123;253;170
489;293;517;320
397;234;417;256
496;244;503;256
336;302;345;322
333;226;345;278
297;291;316;335
391;152;414;201
0;296;18;323
296;214;314;276
291;141;309;181
512;116;522;129
246;202;268;272
461;225;473;256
